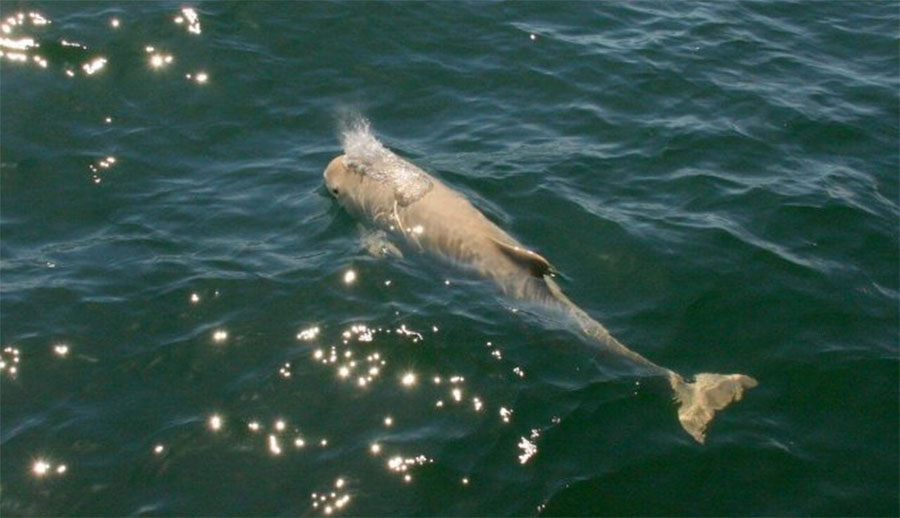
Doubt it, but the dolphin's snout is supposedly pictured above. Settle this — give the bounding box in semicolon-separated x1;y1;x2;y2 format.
323;155;346;198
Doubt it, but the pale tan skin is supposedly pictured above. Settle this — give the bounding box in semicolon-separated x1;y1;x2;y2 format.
324;154;757;443
326;155;557;304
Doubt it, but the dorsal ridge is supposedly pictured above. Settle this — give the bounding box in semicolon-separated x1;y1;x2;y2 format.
490;237;554;278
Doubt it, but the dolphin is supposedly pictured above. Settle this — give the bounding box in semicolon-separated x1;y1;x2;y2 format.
323;119;757;443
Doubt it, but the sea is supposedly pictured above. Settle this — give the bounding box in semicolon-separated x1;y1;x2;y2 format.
1;2;897;516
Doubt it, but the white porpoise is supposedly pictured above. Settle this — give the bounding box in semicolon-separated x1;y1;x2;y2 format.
324;119;757;443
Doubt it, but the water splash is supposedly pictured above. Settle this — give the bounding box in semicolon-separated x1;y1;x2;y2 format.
339;117;433;206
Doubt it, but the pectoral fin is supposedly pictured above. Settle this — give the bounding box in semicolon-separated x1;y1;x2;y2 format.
360;228;404;259
490;238;554;278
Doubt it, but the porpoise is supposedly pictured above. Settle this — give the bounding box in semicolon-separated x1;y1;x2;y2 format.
323;119;757;443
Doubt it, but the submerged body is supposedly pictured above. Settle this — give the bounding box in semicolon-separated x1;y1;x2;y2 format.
324;122;757;443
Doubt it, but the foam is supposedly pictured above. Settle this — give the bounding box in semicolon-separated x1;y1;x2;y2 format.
340;117;433;206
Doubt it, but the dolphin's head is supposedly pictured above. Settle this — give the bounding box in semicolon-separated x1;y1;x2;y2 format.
323;154;395;220
323;155;353;199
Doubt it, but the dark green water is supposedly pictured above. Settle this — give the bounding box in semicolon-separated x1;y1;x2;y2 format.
1;2;897;516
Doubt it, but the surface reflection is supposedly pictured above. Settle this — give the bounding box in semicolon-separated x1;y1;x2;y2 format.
128;317;551;514
211;329;228;343
81;56;106;75
89;156;117;184
31;458;67;478
184;71;208;84
311;477;352;516
267;434;282;455
517;429;541;465
208;414;223;431
1;346;21;378
174;8;201;35
386;453;433;484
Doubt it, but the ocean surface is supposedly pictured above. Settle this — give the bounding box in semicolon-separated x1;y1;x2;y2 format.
1;2;897;516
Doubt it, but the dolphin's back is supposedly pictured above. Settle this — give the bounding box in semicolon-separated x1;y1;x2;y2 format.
399;178;563;305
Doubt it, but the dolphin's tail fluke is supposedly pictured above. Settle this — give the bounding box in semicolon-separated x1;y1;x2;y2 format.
540;276;758;443
668;372;758;443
